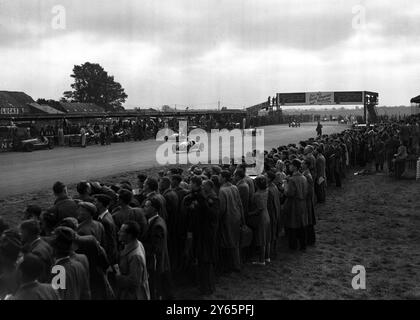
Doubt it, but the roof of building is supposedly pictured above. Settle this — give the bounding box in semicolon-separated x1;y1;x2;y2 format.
28;103;65;114
59;102;105;113
0;91;34;108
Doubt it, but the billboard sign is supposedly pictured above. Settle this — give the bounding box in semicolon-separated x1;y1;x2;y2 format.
306;92;334;105
334;91;364;105
274;91;369;106
277;93;306;105
0;107;25;115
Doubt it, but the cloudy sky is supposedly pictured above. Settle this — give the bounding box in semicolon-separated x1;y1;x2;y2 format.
0;0;419;109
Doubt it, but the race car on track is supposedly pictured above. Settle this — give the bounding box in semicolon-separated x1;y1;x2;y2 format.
164;133;186;142
172;138;204;153
289;121;301;127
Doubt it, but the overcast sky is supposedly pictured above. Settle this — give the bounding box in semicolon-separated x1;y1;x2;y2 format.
0;0;419;109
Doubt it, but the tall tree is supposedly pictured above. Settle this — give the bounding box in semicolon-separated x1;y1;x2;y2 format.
63;62;127;111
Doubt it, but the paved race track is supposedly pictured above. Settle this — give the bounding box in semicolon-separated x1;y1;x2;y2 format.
0;122;347;197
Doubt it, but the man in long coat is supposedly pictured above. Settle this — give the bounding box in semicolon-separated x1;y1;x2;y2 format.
233;168;249;218
170;174;189;273
218;170;244;273
159;177;179;270
94;194;119;267
266;171;282;257
141;178;168;221
284;159;308;251
115;221;150;300
314;146;327;203
302;160;316;246
184;176;219;295
143;198;174;300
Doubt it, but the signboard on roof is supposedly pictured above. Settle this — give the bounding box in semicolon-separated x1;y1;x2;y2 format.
0;107;25;114
306;92;334;105
275;91;368;106
277;93;306;105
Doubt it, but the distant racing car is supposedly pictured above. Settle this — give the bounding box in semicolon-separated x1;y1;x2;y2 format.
289;121;301;127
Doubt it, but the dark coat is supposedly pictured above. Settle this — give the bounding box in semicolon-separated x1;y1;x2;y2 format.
218;183;243;249
48;195;78;222
316;154;326;183
236;179;249;217
162;188;179;241
98;211;119;265
267;182;282;240
53;256;91;300
11;281;60;300
143;215;170;274
25;238;54;283
284;172;308;229
77;219;106;248
305;153;317;180
142;192;168;221
244;176;255;204
185;190;219;263
70;252;90;276
112;206;148;239
248;189;270;246
302;170;316;226
75;235;114;300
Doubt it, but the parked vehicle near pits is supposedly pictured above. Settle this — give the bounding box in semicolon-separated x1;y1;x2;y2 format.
16;136;54;152
0;125;53;152
113;129;131;142
86;129;100;145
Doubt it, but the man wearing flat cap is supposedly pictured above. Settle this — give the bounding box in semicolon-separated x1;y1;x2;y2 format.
77;202;106;248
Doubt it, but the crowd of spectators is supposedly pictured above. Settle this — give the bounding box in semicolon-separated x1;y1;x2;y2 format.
0;114;418;300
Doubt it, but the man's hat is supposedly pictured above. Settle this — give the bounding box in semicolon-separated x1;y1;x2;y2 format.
59;217;79;230
94;194;112;207
292;159;302;169
304;145;314;154
78;201;97;216
52;226;75;251
0;229;22;262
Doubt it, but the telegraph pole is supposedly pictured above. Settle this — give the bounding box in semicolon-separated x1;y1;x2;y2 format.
218;100;220;111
